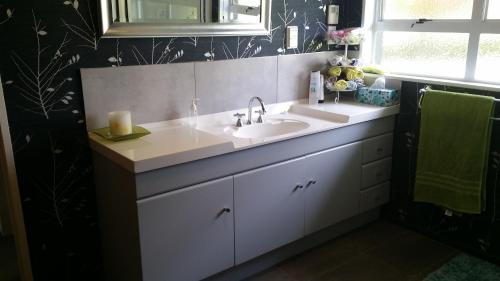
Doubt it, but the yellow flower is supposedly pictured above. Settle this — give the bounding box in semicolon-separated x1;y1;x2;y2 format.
345;69;357;81
328;66;342;77
334;79;348;90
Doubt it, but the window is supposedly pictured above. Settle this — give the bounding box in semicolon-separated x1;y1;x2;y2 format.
476;34;500;82
380;32;469;78
364;0;500;84
488;0;500;19
382;0;474;20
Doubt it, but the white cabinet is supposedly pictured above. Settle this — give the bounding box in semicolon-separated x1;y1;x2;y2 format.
93;118;397;281
234;142;364;263
304;142;362;235
234;157;306;264
135;140;382;280
137;177;234;281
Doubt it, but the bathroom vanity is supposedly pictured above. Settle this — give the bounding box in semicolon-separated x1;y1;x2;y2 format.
89;100;399;281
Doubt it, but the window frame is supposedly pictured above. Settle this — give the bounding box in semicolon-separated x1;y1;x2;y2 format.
362;0;500;84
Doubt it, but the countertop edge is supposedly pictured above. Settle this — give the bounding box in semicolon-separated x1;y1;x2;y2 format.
132;141;235;173
88;138;135;172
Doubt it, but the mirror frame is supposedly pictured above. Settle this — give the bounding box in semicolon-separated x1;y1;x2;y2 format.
99;0;272;38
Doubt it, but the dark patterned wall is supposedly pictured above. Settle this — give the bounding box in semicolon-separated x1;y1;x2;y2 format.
0;0;362;280
386;81;500;264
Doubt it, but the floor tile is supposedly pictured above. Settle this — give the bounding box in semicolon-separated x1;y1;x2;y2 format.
278;240;361;281
249;267;297;281
312;252;404;281
247;220;459;281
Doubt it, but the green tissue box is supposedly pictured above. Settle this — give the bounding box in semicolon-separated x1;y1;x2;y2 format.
355;87;399;107
92;126;151;142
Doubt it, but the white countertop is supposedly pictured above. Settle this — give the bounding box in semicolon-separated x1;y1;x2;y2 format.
89;100;400;173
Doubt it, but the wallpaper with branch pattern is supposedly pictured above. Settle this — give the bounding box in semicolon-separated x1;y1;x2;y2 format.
0;0;362;280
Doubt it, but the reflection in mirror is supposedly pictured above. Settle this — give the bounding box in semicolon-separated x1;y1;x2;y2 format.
101;0;270;37
111;0;262;24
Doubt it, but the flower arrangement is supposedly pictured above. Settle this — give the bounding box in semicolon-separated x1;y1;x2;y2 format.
326;28;364;46
325;65;365;91
326;28;364;67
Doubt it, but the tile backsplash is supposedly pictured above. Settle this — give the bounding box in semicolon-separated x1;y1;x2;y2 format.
194;56;278;115
81;63;196;130
277;51;337;102
82;51;341;129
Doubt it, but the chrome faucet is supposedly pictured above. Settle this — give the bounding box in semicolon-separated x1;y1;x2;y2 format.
247;96;266;125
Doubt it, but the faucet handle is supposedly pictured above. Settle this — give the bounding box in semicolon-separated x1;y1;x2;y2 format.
233;113;245;127
254;110;265;123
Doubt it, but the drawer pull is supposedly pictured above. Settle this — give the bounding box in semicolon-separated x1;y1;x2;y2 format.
376;147;384;153
376;172;383;178
294;184;304;191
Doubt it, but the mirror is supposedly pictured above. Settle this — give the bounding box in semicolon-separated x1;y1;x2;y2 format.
99;0;271;37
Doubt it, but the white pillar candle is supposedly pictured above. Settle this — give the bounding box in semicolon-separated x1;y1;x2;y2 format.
108;111;132;136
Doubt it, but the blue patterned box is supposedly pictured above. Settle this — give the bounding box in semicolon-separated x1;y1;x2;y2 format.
355;87;399;107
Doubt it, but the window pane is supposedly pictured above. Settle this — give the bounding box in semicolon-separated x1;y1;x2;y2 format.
380;32;469;78
476;34;500;82
383;0;473;19
229;0;261;23
488;0;500;19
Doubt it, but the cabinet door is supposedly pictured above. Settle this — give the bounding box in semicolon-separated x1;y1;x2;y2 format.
137;177;234;281
234;157;306;264
305;142;362;235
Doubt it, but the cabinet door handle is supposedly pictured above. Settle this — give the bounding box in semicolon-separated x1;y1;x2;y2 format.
217;207;231;217
294;184;304;191
306;180;317;187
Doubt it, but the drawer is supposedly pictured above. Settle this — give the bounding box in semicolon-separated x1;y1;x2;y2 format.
362;158;392;189
362;133;393;164
360;182;391;213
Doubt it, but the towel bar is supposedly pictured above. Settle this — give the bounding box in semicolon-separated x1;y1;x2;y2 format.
419;86;500;121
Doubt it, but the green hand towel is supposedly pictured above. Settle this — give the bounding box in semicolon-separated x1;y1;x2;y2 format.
414;90;495;214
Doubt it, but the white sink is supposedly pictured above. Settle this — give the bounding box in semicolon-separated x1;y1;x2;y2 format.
226;118;310;139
